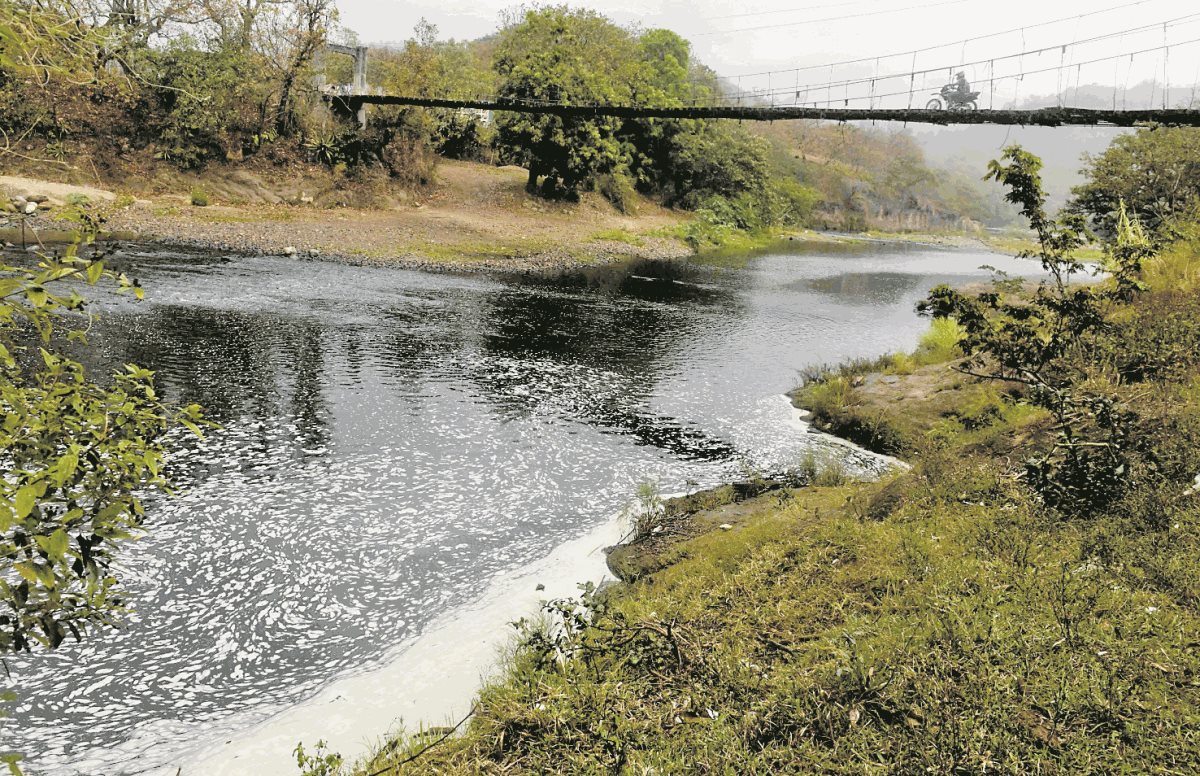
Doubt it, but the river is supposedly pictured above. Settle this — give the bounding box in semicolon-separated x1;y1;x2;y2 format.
4;239;1035;774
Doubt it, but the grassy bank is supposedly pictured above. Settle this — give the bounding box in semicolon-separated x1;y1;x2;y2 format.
321;178;1200;774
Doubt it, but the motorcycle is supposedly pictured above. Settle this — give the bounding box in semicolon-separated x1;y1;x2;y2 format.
926;84;980;111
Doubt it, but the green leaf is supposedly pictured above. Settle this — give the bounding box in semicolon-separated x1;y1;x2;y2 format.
13;563;40;585
46;530;70;562
0;751;23;776
54;451;79;485
86;260;104;285
13;486;36;519
24;287;47;307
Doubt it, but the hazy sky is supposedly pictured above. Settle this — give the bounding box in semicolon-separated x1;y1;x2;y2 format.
338;0;1200;109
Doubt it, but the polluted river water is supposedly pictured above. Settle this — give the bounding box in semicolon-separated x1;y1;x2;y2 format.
3;240;1038;774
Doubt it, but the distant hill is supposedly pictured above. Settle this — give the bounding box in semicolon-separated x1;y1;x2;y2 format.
906;124;1125;211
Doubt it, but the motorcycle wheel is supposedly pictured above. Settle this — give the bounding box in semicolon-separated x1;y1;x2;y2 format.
963;100;978;110
925;98;943;110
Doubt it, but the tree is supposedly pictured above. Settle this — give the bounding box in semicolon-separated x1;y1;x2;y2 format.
0;218;203;771
493;7;644;196
1070;127;1200;238
267;0;336;135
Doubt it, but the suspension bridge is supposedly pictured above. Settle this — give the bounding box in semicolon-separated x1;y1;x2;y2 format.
324;0;1200;128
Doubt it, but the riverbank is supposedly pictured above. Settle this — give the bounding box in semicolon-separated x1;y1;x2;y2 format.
344;266;1200;772
1;161;700;273
178;511;629;775
1;162;1021;274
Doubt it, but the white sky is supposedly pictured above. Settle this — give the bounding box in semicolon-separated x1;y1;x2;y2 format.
337;0;1200;109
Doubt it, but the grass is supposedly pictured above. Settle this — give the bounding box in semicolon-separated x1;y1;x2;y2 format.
327;237;1200;776
1143;236;1200;294
590;228;645;246
350;462;1200;773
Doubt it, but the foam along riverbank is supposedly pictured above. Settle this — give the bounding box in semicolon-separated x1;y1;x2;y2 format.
178;514;628;775
174;397;899;776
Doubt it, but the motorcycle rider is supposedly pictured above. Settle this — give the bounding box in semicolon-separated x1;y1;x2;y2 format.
953;71;970;97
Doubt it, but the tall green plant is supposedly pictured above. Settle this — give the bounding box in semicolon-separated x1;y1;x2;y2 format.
919;146;1147;515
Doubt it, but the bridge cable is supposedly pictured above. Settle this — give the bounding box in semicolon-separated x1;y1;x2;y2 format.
722;0;1166;80
718;14;1200;105
694;0;976;36
722;13;1200;104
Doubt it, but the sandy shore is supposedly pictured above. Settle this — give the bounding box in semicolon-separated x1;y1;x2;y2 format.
169;514;629;775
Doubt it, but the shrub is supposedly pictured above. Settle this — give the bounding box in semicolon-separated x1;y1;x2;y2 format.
915;317;964;364
803;376;852;417
596;172;639;215
189;188;209;207
920;146;1149;516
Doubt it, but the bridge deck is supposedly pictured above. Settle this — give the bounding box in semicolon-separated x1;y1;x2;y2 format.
329;95;1200;127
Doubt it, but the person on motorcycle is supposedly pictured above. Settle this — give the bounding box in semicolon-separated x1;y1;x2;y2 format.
953;71;970;96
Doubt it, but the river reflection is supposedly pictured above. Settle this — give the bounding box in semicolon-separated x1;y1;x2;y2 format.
4;240;1036;774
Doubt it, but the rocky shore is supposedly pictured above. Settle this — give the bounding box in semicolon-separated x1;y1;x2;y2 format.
0;162;694;275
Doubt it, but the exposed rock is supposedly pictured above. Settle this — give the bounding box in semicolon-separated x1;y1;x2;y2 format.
282;246;297;256
23;202;37;215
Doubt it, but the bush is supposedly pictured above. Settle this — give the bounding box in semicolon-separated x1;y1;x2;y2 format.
596;172;639;215
189;188;209;207
150;41;263;169
915;318;964;364
921;146;1150;516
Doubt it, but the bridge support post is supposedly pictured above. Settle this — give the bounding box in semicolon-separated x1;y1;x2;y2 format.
351;45;368;129
325;43;370;129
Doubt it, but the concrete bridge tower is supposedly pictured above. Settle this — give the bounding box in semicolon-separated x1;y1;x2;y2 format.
323;43;369;128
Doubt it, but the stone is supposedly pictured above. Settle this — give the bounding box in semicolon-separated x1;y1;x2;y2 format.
37;201;52;210
719;523;733;530
282;246;297;256
28;194;48;204
23;202;37;215
307;248;320;257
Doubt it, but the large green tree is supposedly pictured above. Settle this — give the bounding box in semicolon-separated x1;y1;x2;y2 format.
1070;127;1200;238
492;7;647;196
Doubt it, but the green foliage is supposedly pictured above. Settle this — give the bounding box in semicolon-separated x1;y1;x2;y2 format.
915;317;965;363
149;41;264;169
594;171;638;215
1;213;204;659
295;740;344;776
623;481;665;541
919;146;1154;515
492;7;639;197
1070;127;1200;238
190;188;209;207
1144;210;1200;294
665;123;772;211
